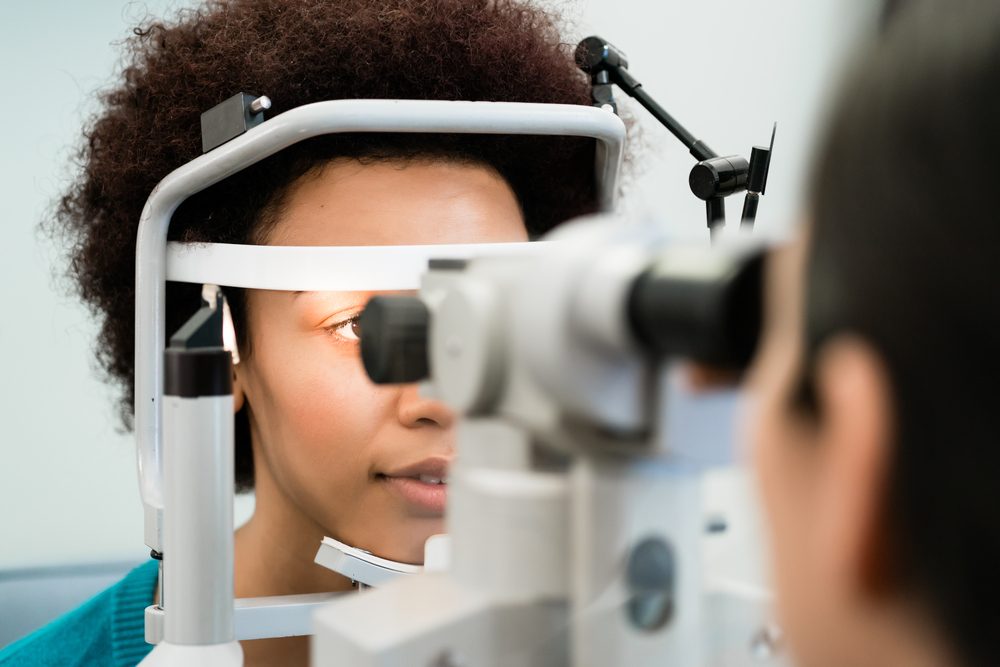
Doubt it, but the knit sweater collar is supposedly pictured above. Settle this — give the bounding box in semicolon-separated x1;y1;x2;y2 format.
109;559;157;666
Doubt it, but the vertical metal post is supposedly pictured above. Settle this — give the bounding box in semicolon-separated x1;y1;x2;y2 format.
163;392;236;644
570;455;703;666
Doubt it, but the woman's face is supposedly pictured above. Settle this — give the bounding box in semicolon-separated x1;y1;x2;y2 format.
745;234;833;661
745;232;896;666
236;158;527;564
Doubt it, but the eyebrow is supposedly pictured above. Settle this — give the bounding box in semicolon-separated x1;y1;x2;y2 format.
290;290;377;301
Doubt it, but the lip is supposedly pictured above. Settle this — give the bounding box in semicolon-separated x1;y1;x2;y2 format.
379;457;450;515
382;457;450;480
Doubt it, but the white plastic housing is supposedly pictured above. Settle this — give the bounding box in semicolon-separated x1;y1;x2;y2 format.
162;394;234;645
139;640;242;666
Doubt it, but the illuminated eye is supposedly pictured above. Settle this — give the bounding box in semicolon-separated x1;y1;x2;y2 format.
328;315;361;342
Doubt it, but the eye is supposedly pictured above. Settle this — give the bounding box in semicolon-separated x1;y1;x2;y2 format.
325;314;362;343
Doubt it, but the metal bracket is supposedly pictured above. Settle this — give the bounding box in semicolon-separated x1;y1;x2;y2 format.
200;92;271;153
144;592;342;644
314;536;423;588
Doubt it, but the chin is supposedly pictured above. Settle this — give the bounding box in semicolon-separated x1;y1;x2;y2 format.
373;517;445;565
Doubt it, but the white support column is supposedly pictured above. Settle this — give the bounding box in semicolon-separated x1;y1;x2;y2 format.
162;394;235;645
570;456;704;666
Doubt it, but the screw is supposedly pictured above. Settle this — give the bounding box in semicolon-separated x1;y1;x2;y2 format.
249;95;272;114
749;624;783;661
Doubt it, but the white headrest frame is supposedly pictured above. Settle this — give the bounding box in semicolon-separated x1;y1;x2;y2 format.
135;99;626;549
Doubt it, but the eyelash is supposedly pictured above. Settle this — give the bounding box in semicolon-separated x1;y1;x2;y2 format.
323;314;362;342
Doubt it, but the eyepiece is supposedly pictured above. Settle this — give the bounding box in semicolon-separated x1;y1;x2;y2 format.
359;296;431;384
628;250;763;370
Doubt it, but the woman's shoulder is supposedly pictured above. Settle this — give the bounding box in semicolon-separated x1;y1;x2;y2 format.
0;559;158;667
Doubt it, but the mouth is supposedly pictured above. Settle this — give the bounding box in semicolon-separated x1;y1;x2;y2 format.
377;457;450;515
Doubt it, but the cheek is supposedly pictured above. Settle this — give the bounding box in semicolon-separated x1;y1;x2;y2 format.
745;353;790;522
748;384;828;663
281;354;382;450
748;389;793;558
249;328;393;485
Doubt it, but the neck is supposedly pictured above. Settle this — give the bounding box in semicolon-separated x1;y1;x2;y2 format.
234;465;354;599
232;442;355;667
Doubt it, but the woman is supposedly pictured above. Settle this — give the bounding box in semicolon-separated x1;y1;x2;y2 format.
748;0;1000;665
0;1;600;664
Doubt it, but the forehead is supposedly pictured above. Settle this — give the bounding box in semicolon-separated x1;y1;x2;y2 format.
764;228;809;340
266;158;528;247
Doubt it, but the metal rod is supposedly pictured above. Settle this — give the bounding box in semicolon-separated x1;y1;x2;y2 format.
707;198;726;241
627;84;717;161
741;192;760;230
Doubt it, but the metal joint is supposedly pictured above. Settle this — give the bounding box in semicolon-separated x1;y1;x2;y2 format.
200;93;271;153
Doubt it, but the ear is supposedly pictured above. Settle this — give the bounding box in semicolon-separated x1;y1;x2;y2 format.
232;362;246;414
812;335;895;600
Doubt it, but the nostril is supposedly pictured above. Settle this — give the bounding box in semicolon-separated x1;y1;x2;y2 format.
396;386;455;428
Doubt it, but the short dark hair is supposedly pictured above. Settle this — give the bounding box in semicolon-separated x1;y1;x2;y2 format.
879;0;913;30
50;0;601;491
805;1;1000;664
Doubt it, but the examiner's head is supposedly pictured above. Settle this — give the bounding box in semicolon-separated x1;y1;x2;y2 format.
748;1;1000;665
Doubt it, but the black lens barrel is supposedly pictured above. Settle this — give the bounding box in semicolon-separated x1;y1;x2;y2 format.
628;252;763;369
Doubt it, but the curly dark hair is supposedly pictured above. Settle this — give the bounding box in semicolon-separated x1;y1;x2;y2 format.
51;0;601;491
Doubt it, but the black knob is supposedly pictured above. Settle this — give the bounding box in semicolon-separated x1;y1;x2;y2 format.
575;36;629;74
689;156;751;201
359;296;431;384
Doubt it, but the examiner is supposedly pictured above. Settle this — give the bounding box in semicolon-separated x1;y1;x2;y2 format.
747;1;1000;665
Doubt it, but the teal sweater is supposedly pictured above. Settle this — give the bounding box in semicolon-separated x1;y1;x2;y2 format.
0;560;157;666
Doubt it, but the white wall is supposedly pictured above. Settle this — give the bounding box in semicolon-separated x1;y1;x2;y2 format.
572;1;876;234
0;0;198;570
0;0;875;570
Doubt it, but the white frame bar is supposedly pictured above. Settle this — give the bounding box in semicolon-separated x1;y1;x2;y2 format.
145;592;344;644
135;99;625;550
165;241;546;291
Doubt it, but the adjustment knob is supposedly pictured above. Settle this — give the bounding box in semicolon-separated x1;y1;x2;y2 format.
689;156;750;201
575;35;629;73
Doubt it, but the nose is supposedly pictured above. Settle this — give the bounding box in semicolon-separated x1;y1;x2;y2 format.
396;384;456;429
